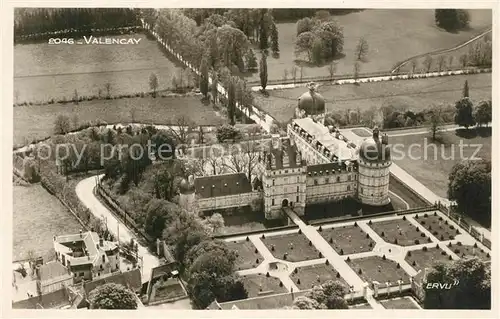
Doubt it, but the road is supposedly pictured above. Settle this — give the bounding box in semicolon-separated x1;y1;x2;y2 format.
75;174;160;283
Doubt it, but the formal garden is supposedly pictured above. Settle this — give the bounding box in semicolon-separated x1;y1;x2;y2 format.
368;217;432;246
239;274;288;298
289;262;350;290
319;224;376;255
447;242;490;261
414;213;460;241
261;231;322;262
347;256;411;285
226;239;264;271
404;245;453;272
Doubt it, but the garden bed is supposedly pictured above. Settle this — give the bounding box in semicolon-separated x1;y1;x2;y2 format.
368;217;431;246
348;256;411;284
226;240;264;271
405;246;452;272
239;274;288;298
319;224;375;255
414;213;459;241
289;262;350;290
261;231;321;262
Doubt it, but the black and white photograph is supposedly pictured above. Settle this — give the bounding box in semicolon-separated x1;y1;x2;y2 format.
4;3;497;315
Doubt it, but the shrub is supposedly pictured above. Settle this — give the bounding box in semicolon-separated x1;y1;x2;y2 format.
309;241;312;246
366;233;369;239
369;242;373;247
261;234;265;239
256;258;260;264
423;246;428;251
412;260;417;266
358;269;363;274
381;231;385;237
414;239;420;245
424;213;428;217
396;263;400;269
428;238;432;243
326;260;330;265
454;248;460;254
329;238;333;243
402;216;406;221
339;249;344;255
336;272;341;278
298;229;302;234
382;255;386;260
440;235;444;240
368;220;372;225
279;281;283;287
255;248;258;254
354;222;358;226
246;236;249;241
448;255;453;260
318;226;323;232
318;252;323;258
297;279;301;285
346;257;351;262
420;233;426;238
266;272;270;277
394;239;398;244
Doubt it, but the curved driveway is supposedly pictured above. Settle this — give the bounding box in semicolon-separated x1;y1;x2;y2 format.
75;174;160;283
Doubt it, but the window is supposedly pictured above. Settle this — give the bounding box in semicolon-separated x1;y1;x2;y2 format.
348;175;351;181
347;185;351;191
284;177;288;183
296;196;299;202
98;272;100;277
272;199;275;206
272;179;275;186
354;175;357;180
296;186;299;192
325;178;329;184
314;179;318;186
102;255;106;263
336;176;340;183
100;265;103;270
79;272;84;277
360;187;363;194
297;176;299;182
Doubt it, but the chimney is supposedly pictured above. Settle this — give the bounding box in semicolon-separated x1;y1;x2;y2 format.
99;238;104;247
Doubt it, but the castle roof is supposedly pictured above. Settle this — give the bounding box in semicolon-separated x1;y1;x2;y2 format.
194;173;252;198
298;89;325;115
359;137;391;163
307;161;357;175
293;118;356;161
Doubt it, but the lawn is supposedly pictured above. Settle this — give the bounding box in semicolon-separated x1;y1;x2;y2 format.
13;96;225;146
226;240;263;271
319;224;375;255
369;217;431;246
289;262;350;290
348;256;411;284
389;128;492;198
261;231;321;262
405;246;452;272
414;213;459;241
448;242;490;261
253;73;491;123
239;274;288;298
380;296;420;309
248;9;491;82
14;33;184;103
13;184;83;262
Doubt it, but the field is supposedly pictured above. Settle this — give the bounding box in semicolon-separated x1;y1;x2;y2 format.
14;33;184;103
249;9;491;82
289;263;350;290
13;184;82;262
13;96;225;145
389;128;492;198
262;232;321;262
253;73;491;123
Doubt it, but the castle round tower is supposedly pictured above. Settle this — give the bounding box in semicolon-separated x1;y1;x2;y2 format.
357;127;391;206
178;175;196;212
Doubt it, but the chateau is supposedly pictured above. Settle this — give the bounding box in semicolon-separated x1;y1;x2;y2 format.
179;90;393;221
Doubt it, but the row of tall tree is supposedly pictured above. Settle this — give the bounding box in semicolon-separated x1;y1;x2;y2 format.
14;8;140;39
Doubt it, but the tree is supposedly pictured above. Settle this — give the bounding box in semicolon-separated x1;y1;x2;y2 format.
144;198;178;239
462;80;469;98
291;66;298;84
435;9;470;31
258;19;268;50
424;258;490;309
296;17;315;36
353;61;361;84
448;160;491;225
216;124;241;143
54;114;71;135
474;100;492;127
328;61;337;81
149;73;159;98
245;49;258;71
311;37;324;65
424;55;433;72
411;59;418;74
199;57;209;99
206;213;225;233
259;53;268;91
73;89;79;105
104;82;112;99
270;22;279;55
292;296;324;309
88;283;137;309
294;31;315;61
211;71;218;104
459;53;468;68
437;55;446;72
227;77;236;125
454;98;475;129
427;104;444;141
355;37;369;61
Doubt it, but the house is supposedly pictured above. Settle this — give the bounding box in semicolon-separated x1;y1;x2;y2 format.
12;286;81;309
53;230;120;282
35;261;73;295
